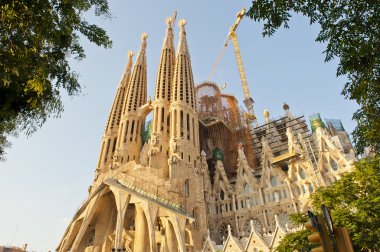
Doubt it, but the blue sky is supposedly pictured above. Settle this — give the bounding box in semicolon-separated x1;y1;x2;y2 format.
0;1;358;251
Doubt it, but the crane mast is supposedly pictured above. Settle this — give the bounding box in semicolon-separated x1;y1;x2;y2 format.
208;8;256;123
230;8;256;122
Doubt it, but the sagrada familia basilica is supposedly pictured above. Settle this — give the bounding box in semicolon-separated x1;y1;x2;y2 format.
57;15;356;252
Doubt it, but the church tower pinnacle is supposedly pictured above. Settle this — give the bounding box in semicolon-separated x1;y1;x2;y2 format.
169;19;199;170
150;16;176;178
168;19;207;249
115;33;148;164
97;51;134;172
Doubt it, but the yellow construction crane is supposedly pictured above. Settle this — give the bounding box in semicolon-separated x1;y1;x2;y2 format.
208;8;256;123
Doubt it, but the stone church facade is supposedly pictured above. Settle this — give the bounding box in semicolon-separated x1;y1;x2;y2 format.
57;16;356;252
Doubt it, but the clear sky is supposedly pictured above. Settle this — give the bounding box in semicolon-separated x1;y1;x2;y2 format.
0;1;358;251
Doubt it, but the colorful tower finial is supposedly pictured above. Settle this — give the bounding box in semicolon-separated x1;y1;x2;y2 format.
141;32;148;49
179;18;186;31
264;109;270;124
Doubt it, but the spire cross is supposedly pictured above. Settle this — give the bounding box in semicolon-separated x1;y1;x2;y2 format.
166;11;177;29
141;32;148;50
179;18;187;34
128;50;134;59
166;17;172;28
127;50;134;69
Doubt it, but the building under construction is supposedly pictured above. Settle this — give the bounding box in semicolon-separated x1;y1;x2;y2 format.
57;10;357;252
196;80;356;250
196;81;256;180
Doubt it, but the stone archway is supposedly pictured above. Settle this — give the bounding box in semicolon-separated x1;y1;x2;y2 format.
89;191;117;252
166;220;179;252
134;204;150;252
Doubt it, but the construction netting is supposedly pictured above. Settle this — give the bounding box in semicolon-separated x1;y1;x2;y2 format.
309;113;325;132
195;82;223;122
325;118;344;132
196;83;256;177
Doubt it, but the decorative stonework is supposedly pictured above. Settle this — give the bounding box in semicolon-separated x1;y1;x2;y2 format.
58;14;356;252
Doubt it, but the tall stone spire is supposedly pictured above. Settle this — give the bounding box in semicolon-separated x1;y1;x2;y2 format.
154;16;175;101
168;19;207;250
170;19;198;149
122;33;148;114
172;19;196;108
151;16;176;178
97;52;134;172
115;33;148;164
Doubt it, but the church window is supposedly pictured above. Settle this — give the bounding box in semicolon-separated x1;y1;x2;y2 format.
161;107;165;131
124;121;129;143
184;179;190;197
308;183;314;193
180;110;184;137
130;120;135;142
173;109;177;137
181;152;184;159
302;184;307;193
112;137;117;153
167;115;170;133
118;123;123;147
220;190;225;200
154;107;159;132
188;155;191;162
186;113;190;140
283;190;287;198
192;118;196;145
330;158;339;171
296;186;301;195
250;198;254;206
270;176;277;187
244;183;250;193
193;207;200;228
299;168;307;179
104;139;111;163
135;120;140;141
273;191;278;201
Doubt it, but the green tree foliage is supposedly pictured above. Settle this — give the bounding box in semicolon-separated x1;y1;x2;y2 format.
246;1;380;155
0;0;112;160
312;157;380;251
275;213;316;252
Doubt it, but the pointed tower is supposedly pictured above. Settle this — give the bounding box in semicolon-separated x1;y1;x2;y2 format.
115;33;148;164
150;17;176;177
169;19;199;171
169;19;207;251
97;52;134;172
